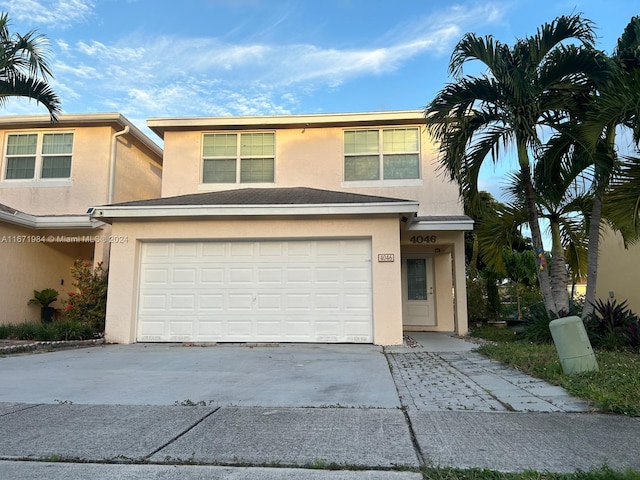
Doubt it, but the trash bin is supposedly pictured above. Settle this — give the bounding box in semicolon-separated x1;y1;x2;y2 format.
549;316;599;375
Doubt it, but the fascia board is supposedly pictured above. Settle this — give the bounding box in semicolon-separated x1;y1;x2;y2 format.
90;202;419;219
0;210;104;229
408;219;474;231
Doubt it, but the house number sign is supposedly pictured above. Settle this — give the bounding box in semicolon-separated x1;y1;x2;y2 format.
409;235;437;244
377;254;395;262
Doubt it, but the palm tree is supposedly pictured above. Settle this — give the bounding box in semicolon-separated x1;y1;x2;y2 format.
425;14;606;317
0;12;60;120
539;16;640;317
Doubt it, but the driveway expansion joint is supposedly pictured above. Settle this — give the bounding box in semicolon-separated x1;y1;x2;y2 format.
144;407;221;460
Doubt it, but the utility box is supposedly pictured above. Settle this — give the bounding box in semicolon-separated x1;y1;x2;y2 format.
549;316;599;375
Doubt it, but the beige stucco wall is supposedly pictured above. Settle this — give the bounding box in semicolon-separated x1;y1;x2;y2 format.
0;120;162;326
596;227;640;314
0;125;162;215
0;223;96;324
160;126;462;218
104;215;404;345
112;134;162;204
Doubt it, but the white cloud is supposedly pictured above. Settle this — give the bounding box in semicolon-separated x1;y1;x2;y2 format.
0;0;95;28
45;2;507;119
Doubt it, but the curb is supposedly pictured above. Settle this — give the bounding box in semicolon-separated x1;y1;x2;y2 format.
0;338;105;355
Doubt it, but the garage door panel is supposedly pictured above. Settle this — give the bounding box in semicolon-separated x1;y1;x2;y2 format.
171;268;196;284
229;268;253;284
137;239;372;343
169;295;195;311
140;294;167;310
174;243;198;257
228;293;253;310
199;294;224;310
201;268;225;284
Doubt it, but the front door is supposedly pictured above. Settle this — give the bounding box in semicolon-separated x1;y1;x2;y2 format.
402;255;436;327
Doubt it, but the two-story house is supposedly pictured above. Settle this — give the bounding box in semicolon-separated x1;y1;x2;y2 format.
92;110;472;345
0;113;163;324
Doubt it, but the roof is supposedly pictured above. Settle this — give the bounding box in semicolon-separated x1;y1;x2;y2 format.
90;187;419;220
148;110;425;139
110;187;413;207
0;113;163;162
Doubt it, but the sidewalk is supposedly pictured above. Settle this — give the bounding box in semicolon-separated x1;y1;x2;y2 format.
0;333;639;478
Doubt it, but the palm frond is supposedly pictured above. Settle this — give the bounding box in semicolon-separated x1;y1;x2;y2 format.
0;75;60;120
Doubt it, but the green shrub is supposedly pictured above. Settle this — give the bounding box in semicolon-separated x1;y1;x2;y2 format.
584;298;639;351
520;302;553;344
15;322;40;340
0;320;98;342
62;259;108;331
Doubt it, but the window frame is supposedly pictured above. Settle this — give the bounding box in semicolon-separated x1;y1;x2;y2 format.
343;127;421;183
202;131;276;185
2;131;74;183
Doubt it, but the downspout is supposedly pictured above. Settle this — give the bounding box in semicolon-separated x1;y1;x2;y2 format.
108;125;130;204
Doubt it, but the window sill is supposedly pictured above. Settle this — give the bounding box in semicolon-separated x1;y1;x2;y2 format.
0;179;72;188
341;179;423;188
198;183;277;191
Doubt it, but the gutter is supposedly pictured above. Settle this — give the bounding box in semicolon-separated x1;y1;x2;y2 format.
0;209;104;229
108;125;130;204
89;201;420;221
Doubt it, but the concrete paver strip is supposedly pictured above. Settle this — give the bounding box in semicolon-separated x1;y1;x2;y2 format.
410;411;640;473
386;348;592;412
0;461;423;480
152;406;420;468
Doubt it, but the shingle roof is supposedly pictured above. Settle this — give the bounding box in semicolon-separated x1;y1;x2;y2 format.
109;187;413;207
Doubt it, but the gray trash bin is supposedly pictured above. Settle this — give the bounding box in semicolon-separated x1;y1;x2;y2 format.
549;316;599;375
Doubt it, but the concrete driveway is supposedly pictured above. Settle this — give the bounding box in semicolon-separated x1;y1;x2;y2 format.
0;343;400;407
2;334;640;477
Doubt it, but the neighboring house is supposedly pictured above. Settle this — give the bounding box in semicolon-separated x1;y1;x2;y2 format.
0;113;163;325
596;226;640;313
92;110;473;345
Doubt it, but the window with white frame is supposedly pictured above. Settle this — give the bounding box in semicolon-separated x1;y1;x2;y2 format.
344;127;420;181
4;132;73;180
202;132;275;183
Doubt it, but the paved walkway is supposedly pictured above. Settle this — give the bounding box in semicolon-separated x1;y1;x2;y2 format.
387;342;592;412
0;333;639;478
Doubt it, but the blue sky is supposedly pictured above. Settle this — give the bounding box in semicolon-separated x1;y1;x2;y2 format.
1;0;638;200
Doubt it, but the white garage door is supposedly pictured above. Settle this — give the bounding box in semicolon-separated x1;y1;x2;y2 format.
137;239;372;343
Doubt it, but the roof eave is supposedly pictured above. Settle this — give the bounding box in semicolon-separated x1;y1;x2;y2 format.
148;110;425;138
408;217;474;231
89;202;420;220
0;210;105;229
0;113;163;161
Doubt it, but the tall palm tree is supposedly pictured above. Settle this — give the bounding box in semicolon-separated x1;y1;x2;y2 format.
539;16;640;317
425;14;606;317
0;12;60;120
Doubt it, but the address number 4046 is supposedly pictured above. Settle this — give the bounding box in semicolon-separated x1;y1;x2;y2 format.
409;235;437;244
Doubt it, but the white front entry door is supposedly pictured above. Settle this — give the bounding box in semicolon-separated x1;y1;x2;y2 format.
136;239;373;343
402;254;436;327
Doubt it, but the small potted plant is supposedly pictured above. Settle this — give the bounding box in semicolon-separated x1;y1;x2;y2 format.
28;288;59;323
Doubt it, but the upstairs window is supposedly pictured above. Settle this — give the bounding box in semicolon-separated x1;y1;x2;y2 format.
203;132;275;184
4;132;73;180
344;128;420;181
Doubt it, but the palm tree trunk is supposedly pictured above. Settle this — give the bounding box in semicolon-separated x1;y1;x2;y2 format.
519;146;558;316
549;218;570;315
582;194;603;318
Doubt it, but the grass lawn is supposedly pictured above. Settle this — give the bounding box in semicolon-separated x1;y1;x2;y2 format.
421;466;640;479
470;326;640;416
